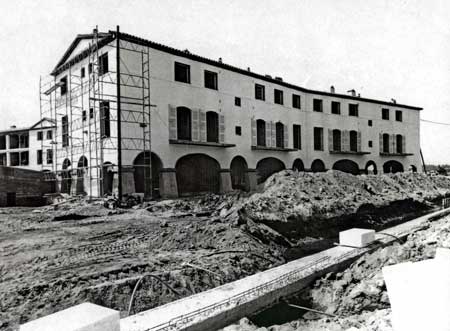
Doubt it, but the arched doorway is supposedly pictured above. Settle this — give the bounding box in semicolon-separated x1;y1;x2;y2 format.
365;161;378;175
256;157;285;184
76;156;88;195
311;159;326;173
383;160;404;173
292;159;305;171
61;158;71;194
133;152;163;198
332;159;360;175
176;154;220;195
230;156;249;191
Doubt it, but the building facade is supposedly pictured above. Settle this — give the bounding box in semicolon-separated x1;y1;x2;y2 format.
0;118;56;171
44;29;422;198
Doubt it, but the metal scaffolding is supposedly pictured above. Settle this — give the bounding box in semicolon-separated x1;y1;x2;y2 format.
39;26;153;200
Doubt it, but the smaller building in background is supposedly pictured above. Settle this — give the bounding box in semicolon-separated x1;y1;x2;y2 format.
0;118;56;171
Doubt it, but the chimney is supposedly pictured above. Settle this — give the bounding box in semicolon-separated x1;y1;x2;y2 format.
347;89;356;97
265;74;272;79
218;57;222;63
10;125;16;129
275;76;283;81
391;98;397;104
330;85;335;93
247;67;251;72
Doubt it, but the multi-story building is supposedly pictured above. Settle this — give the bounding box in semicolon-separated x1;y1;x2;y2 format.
0;118;56;171
41;28;422;199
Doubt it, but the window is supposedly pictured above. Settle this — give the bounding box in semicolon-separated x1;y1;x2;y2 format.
46;149;53;164
314;127;323;151
0;135;5;150
256;119;266;146
204;70;218;90
275;122;284;148
89;107;94;119
98;53;109;76
396;110;403;122
349;104;359;117
19;134;28;148
235;126;242;136
88;63;93;74
349;130;358;152
62;115;69;147
293;125;301;149
60;76;67;95
82;110;87;121
368;140;373;148
331;101;341;115
100;101;111;138
20;151;29;166
274;89;283;105
174;62;190;83
37;131;43;141
0;153;6;166
382;108;389;120
46;130;52;140
368;120;373;127
313;99;323;112
81;67;85;78
396;135;403;153
10;152;19;166
292;94;301;109
255;84;265;101
177;107;192;141
235;97;241;107
382;133;390;153
206;111;219;143
9;134;19;149
332;129;341;151
37;150;43;165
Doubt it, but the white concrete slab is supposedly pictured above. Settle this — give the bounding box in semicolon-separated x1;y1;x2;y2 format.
20;302;120;331
339;228;375;247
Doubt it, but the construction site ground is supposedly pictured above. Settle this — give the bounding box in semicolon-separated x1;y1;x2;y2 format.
2;171;450;331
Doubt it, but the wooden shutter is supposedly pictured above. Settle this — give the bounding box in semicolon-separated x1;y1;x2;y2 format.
265;121;271;147
271;121;276;147
192;108;200;141
379;133;383;153
328;129;333;151
200;110;207;142
283;124;288;149
402;135;406;154
391;134;396;154
168;104;177;140
219;114;225;143
251;119;256;146
343;130;349;151
357;131;361;152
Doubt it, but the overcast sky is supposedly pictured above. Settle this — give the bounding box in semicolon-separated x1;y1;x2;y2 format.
0;0;449;164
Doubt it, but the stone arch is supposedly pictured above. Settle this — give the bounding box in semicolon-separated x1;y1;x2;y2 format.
206;111;219;143
61;158;72;194
332;159;360;175
292;158;305;172
383;160;404;174
175;153;220;195
177;106;192;141
365;161;378;175
311;159;326;173
230;156;249;191
256;157;285;184
133;152;163;198
76;156;88;195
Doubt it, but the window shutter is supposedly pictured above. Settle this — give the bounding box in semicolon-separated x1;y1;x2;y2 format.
328;129;333;151
283;124;288;149
219;114;225;143
271;121;276;147
343;130;349;151
200;110;207;142
402;135;406;154
251;119;256;146
192;109;200;141
265;121;271;147
357;131;361;152
379;133;383;153
168;104;177;140
391;134;396;154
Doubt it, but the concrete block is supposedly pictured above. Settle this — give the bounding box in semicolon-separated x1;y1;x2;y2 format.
339;228;375;247
20;302;120;331
160;170;178;198
219;170;232;193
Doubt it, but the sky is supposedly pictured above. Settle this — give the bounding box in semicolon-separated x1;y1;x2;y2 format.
0;0;449;164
